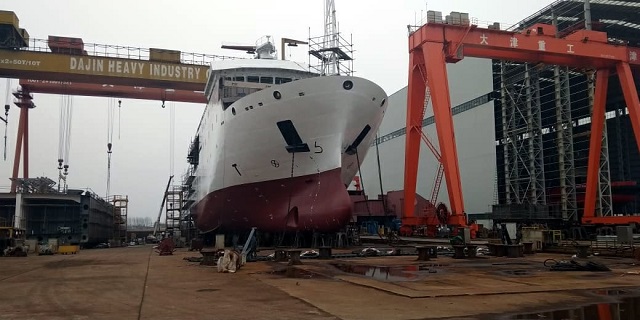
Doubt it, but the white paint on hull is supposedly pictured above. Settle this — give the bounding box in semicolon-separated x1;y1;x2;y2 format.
193;75;388;212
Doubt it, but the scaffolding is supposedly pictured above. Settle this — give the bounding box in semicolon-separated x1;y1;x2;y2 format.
500;62;546;206
109;195;128;244
492;1;633;224
308;1;354;77
586;72;613;218
308;33;353;76
164;185;183;237
553;66;577;221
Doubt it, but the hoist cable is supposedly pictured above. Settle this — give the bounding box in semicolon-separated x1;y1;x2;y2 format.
3;79;10;161
4;79;9;104
106;98;115;198
64;96;73;166
58;95;65;164
169;101;175;176
118;100;121;140
2;122;7;161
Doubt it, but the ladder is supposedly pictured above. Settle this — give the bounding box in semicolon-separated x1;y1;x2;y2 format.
413;77;445;206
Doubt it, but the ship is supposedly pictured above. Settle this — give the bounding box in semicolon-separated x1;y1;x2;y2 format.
187;2;387;234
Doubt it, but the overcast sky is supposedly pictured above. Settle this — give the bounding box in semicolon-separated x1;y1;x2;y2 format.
0;0;555;220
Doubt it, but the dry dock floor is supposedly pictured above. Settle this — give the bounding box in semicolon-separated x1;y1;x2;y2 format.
1;245;639;319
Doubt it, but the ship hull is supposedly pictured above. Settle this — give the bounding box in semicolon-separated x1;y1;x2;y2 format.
191;74;387;233
193;168;350;232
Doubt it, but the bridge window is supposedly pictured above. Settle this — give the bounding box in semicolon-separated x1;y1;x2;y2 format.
275;77;292;84
247;76;259;83
233;76;244;81
260;76;273;84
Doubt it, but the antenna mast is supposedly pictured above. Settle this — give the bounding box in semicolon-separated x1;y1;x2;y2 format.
323;0;339;75
309;0;353;76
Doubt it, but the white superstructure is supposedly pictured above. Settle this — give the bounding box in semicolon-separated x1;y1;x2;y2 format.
185;35;387;229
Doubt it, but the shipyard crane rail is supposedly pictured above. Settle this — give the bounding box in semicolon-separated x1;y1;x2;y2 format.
404;13;640;228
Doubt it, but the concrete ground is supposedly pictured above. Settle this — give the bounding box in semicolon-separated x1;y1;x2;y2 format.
0;245;639;319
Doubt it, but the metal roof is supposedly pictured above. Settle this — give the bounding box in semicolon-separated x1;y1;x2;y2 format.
510;0;640;46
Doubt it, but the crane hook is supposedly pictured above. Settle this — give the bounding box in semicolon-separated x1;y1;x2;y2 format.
161;99;166;109
107;142;113;154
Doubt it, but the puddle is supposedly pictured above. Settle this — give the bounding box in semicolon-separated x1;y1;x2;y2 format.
268;267;326;279
43;259;112;269
492;262;532;266
332;263;443;281
500;288;640;320
591;288;640;297
573;273;612;279
500;269;531;276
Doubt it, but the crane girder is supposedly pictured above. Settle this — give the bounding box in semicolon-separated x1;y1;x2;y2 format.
409;23;640;69
19;79;206;104
0;50;210;92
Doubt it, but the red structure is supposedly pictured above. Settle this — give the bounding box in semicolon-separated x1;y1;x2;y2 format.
404;19;640;228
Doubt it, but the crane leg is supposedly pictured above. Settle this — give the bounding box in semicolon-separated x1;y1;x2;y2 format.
616;62;640;154
10;107;27;193
403;49;427;224
422;42;465;223
583;69;609;221
23;107;28;179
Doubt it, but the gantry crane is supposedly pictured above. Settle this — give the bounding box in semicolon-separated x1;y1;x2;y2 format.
403;12;640;230
0;10;228;192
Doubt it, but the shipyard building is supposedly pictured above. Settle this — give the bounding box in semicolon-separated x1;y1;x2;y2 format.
360;0;640;227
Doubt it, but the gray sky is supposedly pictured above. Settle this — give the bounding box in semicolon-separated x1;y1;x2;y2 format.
0;0;555;219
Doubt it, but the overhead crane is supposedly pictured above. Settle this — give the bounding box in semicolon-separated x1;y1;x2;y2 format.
0;10;232;192
404;12;640;230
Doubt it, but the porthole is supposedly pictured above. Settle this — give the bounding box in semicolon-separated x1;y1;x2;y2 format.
273;91;282;99
232;107;236;115
380;98;386;107
343;80;353;90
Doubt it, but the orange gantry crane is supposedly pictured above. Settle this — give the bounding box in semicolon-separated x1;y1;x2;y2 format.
403;13;640;229
0;10;225;192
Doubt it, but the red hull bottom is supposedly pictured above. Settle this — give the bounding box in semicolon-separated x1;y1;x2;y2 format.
192;168;352;233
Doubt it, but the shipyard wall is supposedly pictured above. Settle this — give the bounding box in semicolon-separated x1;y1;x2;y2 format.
360;57;496;214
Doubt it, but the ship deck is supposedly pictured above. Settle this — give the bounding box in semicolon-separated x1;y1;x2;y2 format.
2;244;640;319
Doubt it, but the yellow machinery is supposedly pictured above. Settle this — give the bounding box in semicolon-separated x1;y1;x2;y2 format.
58;245;79;255
0;10;29;48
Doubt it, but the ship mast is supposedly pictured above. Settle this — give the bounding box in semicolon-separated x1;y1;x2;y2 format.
323;0;339;75
308;0;353;76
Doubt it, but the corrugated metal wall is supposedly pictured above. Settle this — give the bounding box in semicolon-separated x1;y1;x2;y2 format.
360;57;497;214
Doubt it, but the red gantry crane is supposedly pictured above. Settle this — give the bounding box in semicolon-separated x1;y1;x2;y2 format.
403;12;640;230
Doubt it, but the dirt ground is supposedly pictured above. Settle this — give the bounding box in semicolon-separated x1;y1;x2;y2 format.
0;245;639;320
